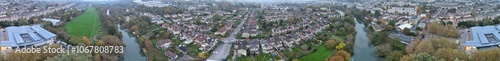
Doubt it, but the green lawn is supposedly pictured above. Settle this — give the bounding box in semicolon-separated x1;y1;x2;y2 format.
185;44;201;57
236;56;255;61
299;45;333;61
257;53;276;61
65;6;100;39
292;47;303;56
283;50;294;58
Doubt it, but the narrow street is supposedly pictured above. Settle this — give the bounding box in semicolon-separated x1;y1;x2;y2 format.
207;11;249;60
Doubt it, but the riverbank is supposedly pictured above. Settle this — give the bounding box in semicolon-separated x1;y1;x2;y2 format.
352;18;378;61
117;24;148;61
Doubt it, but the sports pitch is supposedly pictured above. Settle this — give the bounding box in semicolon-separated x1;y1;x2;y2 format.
65;6;100;38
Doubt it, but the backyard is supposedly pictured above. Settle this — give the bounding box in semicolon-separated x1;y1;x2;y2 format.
64;6;101;39
299;45;333;61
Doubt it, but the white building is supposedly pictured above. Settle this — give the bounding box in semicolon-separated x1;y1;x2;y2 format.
387;7;417;15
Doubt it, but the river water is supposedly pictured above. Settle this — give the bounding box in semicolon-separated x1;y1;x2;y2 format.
117;24;147;61
352;18;378;61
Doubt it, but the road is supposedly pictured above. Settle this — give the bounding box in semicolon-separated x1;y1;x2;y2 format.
431;8;444;20
207;11;249;60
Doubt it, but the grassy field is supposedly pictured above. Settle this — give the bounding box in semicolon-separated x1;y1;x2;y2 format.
65;6;100;39
299;45;333;61
257;53;276;61
236;56;255;61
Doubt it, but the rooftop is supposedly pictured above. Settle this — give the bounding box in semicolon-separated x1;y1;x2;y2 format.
466;25;500;47
0;25;57;47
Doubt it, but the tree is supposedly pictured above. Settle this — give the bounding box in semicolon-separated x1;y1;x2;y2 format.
415;41;434;54
100;35;124;46
328;55;345;61
346;34;354;43
406;40;420;54
403;28;410;34
429;37;457;50
400;54;414;61
335;42;345;50
411;53;444;61
446;21;453;25
69;37;82;45
385;25;394;31
144;40;153;50
334;50;351;60
7;53;37;61
94;53;102;61
376;43;393;57
389;20;396;26
470;48;500;61
416;5;425;14
198;52;208;59
212;14;222;21
434;48;467;61
97;40;105;46
385;51;402;61
292;59;300;61
82;36;91;45
130;25;139;34
33;17;40;23
374;10;381;18
326;39;338;50
428;22;459;38
0;53;2;61
45;53;93;61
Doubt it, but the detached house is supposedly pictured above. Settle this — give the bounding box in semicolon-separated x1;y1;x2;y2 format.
261;38;274;53
215;26;229;36
235;40;248;56
165;50;178;59
249;40;260;54
156;39;172;50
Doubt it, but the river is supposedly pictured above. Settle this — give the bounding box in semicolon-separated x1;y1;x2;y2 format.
117;24;147;61
352;18;378;61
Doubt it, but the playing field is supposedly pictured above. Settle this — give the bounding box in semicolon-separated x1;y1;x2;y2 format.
65;6;100;38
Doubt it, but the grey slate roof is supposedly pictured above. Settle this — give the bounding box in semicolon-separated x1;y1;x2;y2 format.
1;25;56;47
466;25;500;47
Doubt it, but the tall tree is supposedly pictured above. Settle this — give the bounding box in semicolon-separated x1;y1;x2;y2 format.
415;41;434;54
334;50;351;60
376;43;393;57
45;53;93;61
470;48;500;61
429;37;457;50
403;28;410;35
434;48;467;61
97;40;105;46
82;36;91;45
406;40;420;54
400;54;414;61
411;53;444;61
100;35;124;46
384;51;403;61
328;55;345;61
326;39;339;50
199;52;208;59
385;25;394;31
